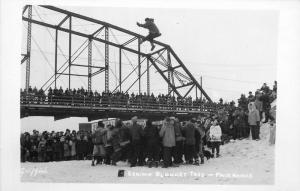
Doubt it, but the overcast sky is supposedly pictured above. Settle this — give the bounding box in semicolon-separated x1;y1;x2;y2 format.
21;6;278;132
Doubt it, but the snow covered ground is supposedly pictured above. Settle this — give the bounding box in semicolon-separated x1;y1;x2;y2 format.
21;123;274;184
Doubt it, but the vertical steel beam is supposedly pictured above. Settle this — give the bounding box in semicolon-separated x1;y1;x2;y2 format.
147;58;150;95
119;48;122;92
138;38;141;94
25;5;32;92
105;27;109;92
88;38;92;93
200;76;203;101
167;50;172;95
68;16;72;89
196;85;198;100
54;29;58;89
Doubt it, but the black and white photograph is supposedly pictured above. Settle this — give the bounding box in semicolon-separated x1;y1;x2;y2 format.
1;0;300;190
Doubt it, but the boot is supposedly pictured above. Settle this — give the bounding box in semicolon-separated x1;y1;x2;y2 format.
148;161;153;168
200;157;204;164
96;157;101;165
193;160;200;166
151;44;156;51
155;161;159;168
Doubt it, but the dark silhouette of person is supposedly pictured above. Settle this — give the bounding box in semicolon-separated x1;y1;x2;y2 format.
137;18;161;51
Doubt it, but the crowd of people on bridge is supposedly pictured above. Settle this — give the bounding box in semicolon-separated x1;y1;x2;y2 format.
20;81;277;167
20;86;225;110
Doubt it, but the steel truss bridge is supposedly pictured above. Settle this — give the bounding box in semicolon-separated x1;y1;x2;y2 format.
21;5;213;121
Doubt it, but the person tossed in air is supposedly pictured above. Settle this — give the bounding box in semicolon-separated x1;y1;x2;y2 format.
137;18;161;51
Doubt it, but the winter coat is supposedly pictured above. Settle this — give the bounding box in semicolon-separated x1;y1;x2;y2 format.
195;123;206;140
159;121;176;147
37;140;47;152
254;99;263;112
174;122;185;141
24;140;32;151
107;128;121;152
209;125;222;142
76;140;85;155
92;128;107;145
46;139;53;152
182;122;196;145
129;123;144;142
139;20;160;34
144;124;160;146
63;142;70;157
69;140;76;156
248;109;260;126
119;126;131;146
52;141;62;153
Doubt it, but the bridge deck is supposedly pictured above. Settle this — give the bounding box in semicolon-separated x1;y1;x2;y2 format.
21;95;215;121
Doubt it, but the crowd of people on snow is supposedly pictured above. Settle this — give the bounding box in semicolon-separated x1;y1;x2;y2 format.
21;116;224;168
20;81;277;167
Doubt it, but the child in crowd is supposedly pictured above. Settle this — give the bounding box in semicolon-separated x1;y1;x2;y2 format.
63;137;71;161
209;118;222;158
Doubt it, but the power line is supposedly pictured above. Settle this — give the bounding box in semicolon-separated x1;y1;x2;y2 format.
34;7;88;89
193;74;260;84
30;49;138;66
184;60;276;67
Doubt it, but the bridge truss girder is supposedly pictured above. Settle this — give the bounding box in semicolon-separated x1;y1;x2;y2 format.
21;5;212;102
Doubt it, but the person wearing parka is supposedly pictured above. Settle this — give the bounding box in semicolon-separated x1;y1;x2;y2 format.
144;120;160;167
129;116;145;167
118;123;131;162
76;135;86;160
248;102;260;140
38;136;47;162
195;118;206;164
209;119;222;158
173;119;185;164
109;122;123;165
182;120;197;164
63;138;71;160
91;121;107;166
159;117;176;168
52;138;62;161
69;136;77;160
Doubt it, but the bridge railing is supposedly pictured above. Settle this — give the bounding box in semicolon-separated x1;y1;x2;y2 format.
20;94;217;112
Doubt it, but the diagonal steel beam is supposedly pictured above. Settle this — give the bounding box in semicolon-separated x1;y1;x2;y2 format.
21;54;28;64
176;82;193;89
148;57;182;98
168;47;212;102
22;5;29;15
91;68;105;77
154;58;191;82
150;47;167;55
183;84;195;98
40;6;169;48
22;17;148;57
122;37;138;46
57;15;70;27
91;26;105;36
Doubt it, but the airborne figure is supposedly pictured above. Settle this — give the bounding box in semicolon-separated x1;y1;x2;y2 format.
137;18;161;51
